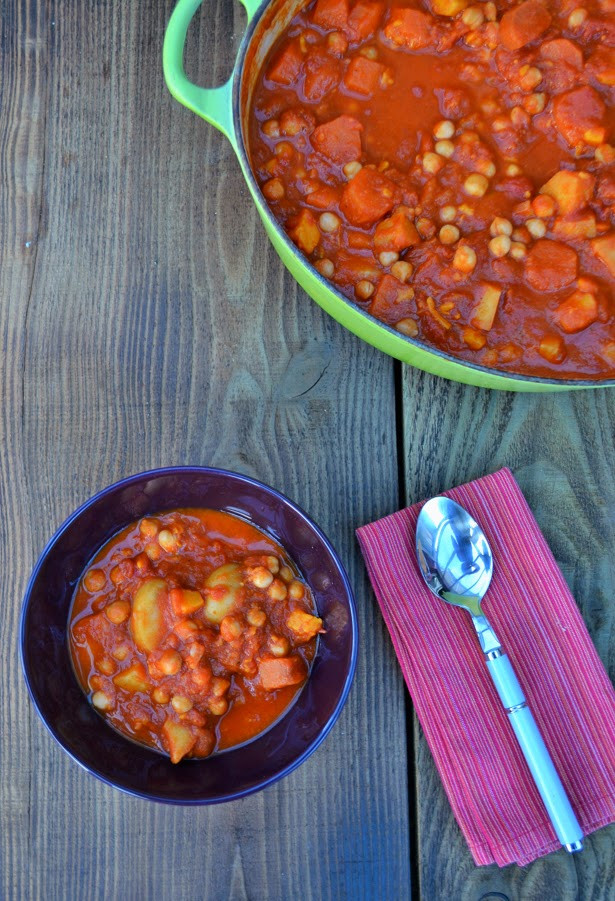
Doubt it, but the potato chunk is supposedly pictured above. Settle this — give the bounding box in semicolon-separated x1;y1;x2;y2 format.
113;662;150;693
258;655;308;691
471;284;501;331
539;171;595;216
130;578;166;653
591;233;615;279
170;588;204;617
162;719;197;764
288;209;321;255
287;610;323;643
204;563;242;624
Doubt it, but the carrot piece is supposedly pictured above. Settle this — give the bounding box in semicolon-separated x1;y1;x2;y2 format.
553;86;606;148
340;167;398;227
267;42;303;86
554;292;598;334
347;1;384;41
343;56;385;95
258;655;308;691
384;8;435;51
368;274;416;324
311;115;363;163
524;240;578;292
540;39;583;69
374;209;420;252
498;0;551;51
312;0;350;30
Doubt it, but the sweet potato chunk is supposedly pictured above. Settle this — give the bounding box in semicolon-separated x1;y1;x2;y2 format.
539;170;595;216
368;274;416;323
267;42;303;86
340;167;397;227
374;208;420;252
471;284;502;331
553;87;606;148
311;115;363;163
304;54;341;102
429;0;469;16
384;8;435;51
162;720;197;764
131;579;166;653
499;0;551;51
554;292;598;333
343;56;385;96
591;233;615;279
287;610;323;643
525;240;578;292
113;663;150;693
312;0;349;30
204;563;243;623
258;655;308;691
347;1;384;41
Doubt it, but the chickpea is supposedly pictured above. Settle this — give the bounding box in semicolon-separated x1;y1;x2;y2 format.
488;235;511;258
439;225;460;245
288;581;305;600
359;45;378;60
532;195;556;218
524;93;546;115
268;579;288;602
440;205;457;223
453;244;477;273
110;560;134;586
356;280;374;301
263;178;285;201
262;119;280;138
105;600;131;625
265;556;280;574
519;66;542;92
279;566;293;582
112;645;130;661
211;677;230;698
435;140;454;158
463;174;489;197
208;697;228;716
595;144;615;164
152;687;170;704
319;212;340;233
269;634;291;657
274;141;293;159
416;217;435;239
315;259;334;278
477;160;496;178
145;542;162;562
158;529;179;552
186;642;205;668
509;242;527;260
247;565;274;589
568;8;587;29
84;568;106;592
433;119;454;140
247;606;267;627
505;163;522;176
343;160;362;179
526;218;547;239
158;649;182;675
191;667;212;689
462;6;484;29
492;117;510;133
92;690;114;711
171;695;193;714
379;251;399;267
484;1;496;20
423;152;444;174
220;615;243;642
395;318;419;337
98;658;115;675
490;217;513;237
139;518;159;539
391;261;413;283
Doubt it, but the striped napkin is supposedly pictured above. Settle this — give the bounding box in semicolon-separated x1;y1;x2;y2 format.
356;468;615;867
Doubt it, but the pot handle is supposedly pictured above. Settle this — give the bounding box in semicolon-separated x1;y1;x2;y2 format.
163;0;262;150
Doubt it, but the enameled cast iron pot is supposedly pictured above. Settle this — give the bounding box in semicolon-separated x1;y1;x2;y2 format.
163;0;615;392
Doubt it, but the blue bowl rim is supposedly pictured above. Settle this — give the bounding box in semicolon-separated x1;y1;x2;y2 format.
19;465;359;804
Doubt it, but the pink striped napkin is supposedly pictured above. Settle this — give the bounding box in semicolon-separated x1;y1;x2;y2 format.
356;468;615;867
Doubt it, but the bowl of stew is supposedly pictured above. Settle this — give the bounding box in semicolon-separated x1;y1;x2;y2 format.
164;0;615;391
20;467;357;803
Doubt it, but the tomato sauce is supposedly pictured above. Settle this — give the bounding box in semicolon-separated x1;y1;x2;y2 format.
249;0;615;379
68;509;322;762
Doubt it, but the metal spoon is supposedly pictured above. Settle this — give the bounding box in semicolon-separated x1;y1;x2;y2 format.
416;495;584;854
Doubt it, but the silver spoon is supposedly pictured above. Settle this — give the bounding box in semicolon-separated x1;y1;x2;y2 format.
416;495;583;854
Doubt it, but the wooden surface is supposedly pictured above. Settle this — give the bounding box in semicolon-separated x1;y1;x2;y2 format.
1;1;613;899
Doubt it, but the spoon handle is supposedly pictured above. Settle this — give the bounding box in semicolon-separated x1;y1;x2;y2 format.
486;652;584;853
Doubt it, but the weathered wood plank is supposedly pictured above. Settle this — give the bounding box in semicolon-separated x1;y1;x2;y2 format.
1;0;412;898
402;368;615;901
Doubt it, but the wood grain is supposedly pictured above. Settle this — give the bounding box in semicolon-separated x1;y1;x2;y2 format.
1;1;412;899
402;368;615;901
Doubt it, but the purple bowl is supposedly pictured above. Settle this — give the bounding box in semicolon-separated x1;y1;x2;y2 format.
20;466;358;804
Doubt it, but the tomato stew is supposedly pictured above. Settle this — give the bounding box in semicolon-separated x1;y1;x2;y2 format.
69;509;323;763
249;0;615;379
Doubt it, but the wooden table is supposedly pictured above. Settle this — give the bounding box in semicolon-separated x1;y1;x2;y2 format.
2;2;614;898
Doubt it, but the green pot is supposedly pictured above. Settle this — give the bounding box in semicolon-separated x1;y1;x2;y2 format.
163;0;613;392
